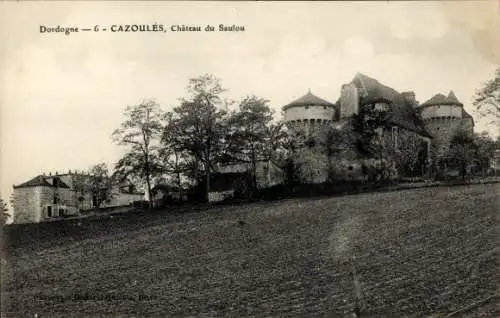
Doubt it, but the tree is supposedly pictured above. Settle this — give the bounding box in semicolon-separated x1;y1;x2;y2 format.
112;100;165;206
317;124;357;182
260;123;302;192
446;131;477;181
280;125;307;158
167;74;229;202
444;131;497;180
0;198;10;225
383;130;428;178
87;163;113;209
472;131;497;175
160;112;192;190
473;67;500;129
226;95;274;191
263;121;289;163
350;104;389;158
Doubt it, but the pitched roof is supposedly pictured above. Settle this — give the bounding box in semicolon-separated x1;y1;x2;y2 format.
420;91;463;107
462;108;473;119
13;175;52;188
51;177;71;188
13;175;70;189
282;91;335;111
350;73;433;138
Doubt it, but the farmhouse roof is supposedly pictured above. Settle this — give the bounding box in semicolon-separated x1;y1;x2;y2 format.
14;175;70;189
282;91;335;111
51;177;71;188
350;73;433;138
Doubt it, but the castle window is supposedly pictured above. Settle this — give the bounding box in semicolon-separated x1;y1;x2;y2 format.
375;103;389;112
47;206;52;218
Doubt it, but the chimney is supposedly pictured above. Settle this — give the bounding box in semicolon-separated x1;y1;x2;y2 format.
402;91;417;107
340;83;360;118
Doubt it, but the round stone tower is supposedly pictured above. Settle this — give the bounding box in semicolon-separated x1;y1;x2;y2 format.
417;90;474;158
282;90;337;136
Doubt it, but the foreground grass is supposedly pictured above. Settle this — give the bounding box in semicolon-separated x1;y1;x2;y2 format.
2;184;499;317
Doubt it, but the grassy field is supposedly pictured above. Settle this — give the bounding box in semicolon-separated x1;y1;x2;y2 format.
2;184;499;317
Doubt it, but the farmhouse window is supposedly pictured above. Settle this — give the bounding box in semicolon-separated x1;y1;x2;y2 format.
53;193;60;204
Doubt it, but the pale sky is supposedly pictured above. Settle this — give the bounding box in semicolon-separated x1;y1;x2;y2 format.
1;1;499;210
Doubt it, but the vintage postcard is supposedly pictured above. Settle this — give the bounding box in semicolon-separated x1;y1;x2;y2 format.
1;1;499;316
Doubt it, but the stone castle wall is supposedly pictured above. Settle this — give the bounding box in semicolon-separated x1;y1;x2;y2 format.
285;119;332;137
420;105;462;119
284;104;335;137
424;118;464;158
460;118;474;135
283;105;335;122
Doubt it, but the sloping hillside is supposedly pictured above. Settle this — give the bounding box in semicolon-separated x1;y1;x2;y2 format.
2;184;499;317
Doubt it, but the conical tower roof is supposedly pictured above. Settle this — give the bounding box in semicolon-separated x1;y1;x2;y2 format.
445;90;463;106
420;91;463;107
420;93;448;107
282;91;335;111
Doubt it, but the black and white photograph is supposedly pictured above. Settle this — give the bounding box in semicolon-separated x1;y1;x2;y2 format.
1;1;499;316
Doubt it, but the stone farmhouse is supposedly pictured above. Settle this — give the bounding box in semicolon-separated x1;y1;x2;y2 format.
12;171;144;224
